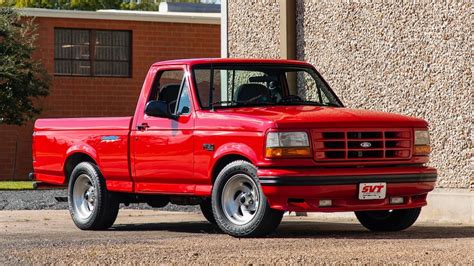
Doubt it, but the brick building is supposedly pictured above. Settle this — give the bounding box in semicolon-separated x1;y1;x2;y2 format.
0;8;220;180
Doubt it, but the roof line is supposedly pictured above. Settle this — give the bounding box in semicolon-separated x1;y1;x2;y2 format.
18;8;221;25
152;58;311;67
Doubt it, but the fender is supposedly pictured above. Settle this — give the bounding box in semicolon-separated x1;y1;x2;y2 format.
64;143;100;171
209;142;258;177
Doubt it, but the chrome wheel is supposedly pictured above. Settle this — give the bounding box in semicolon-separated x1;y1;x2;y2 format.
72;174;96;220
221;173;260;225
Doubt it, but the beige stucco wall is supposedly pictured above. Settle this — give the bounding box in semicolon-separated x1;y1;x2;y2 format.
228;1;473;189
228;0;280;58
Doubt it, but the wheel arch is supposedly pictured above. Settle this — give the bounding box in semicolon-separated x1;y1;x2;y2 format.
210;142;259;184
211;154;252;184
63;152;97;185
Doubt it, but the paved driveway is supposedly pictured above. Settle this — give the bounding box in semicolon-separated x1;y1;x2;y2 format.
0;210;472;264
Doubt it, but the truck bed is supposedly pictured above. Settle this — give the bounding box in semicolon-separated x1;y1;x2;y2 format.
33;117;133;190
34;117;132;131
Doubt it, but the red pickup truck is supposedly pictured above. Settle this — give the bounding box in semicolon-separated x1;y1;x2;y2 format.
32;58;437;237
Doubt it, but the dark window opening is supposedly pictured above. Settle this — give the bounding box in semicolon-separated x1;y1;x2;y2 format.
149;70;191;115
54;28;131;77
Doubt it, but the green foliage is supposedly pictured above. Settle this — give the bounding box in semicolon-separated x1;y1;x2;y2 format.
164;0;201;3
0;8;49;125
0;0;14;7
120;0;158;11
5;0;122;10
0;0;206;10
70;0;122;11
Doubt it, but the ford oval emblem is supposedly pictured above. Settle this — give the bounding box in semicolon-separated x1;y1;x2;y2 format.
360;142;372;148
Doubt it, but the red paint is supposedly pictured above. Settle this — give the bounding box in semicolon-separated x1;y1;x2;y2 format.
32;58;437;213
262;183;433;212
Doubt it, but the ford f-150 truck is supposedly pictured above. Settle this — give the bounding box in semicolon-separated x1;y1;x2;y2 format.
32;58;437;237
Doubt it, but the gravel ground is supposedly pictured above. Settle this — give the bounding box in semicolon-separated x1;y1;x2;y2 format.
0;210;472;264
0;189;199;212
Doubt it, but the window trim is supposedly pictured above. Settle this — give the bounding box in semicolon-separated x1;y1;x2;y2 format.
147;68;192;117
54;27;133;78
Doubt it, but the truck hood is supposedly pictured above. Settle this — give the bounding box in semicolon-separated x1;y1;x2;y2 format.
212;106;428;129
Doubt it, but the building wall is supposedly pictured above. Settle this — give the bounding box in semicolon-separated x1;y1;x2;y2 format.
0;16;220;180
228;0;280;58
228;1;472;189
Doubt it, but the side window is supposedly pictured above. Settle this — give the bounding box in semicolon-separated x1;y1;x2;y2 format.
149;69;191;115
294;71;332;105
176;80;191;115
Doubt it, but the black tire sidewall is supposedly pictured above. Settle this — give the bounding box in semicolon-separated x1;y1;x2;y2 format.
355;208;421;232
68;162;107;229
212;160;274;237
199;198;217;224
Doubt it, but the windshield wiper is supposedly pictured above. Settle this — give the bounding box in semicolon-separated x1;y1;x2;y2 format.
279;97;324;106
279;96;341;107
212;100;239;106
212;100;277;108
319;102;341;107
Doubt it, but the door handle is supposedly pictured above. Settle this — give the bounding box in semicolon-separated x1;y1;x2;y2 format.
136;123;149;131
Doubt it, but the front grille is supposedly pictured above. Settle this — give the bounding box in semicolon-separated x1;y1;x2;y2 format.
312;128;412;161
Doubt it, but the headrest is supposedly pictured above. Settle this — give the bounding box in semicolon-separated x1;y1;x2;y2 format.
235;83;269;102
158;84;180;103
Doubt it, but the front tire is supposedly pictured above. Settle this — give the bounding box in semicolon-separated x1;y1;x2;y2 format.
68;162;120;230
355;208;421;232
212;160;283;237
200;198;216;224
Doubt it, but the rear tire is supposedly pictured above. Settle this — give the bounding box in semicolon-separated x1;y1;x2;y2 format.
68;162;119;230
212;160;283;237
200;198;216;224
355;208;421;232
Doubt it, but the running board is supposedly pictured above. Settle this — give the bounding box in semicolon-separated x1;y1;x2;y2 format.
32;181;66;190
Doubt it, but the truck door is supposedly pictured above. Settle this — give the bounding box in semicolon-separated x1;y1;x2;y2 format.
131;66;195;193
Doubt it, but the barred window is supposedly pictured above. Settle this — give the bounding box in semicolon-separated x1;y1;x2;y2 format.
54;28;131;77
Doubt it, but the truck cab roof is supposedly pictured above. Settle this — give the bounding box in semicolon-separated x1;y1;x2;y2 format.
152;58;313;67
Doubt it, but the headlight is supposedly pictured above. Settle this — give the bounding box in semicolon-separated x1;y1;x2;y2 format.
265;132;311;158
415;130;430;145
414;129;431;155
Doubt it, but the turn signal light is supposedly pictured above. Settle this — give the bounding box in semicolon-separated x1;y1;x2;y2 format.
414;145;431;155
265;147;311;158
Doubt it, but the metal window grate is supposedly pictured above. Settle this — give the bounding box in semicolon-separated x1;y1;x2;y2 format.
54;28;131;77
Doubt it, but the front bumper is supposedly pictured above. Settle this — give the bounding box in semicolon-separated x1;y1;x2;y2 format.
258;166;437;212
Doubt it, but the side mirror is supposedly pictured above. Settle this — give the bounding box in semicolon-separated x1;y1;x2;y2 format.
145;100;172;118
178;106;190;115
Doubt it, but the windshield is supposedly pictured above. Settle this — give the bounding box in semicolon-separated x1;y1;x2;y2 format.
192;64;343;109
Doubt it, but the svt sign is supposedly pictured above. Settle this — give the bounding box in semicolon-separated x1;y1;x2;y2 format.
359;182;387;200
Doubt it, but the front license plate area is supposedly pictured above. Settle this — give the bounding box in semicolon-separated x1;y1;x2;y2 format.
358;182;387;200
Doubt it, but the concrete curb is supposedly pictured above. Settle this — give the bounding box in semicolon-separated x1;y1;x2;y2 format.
419;189;473;224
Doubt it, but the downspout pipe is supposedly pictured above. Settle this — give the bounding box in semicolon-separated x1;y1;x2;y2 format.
279;0;297;95
221;0;228;58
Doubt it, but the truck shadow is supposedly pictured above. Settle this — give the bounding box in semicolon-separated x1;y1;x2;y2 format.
111;220;474;240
